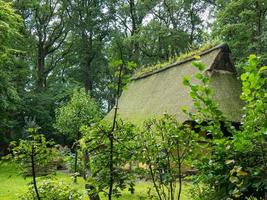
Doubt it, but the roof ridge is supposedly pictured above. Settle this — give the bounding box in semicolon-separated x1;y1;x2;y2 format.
132;43;230;81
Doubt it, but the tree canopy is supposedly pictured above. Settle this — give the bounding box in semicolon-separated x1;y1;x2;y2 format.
54;88;100;140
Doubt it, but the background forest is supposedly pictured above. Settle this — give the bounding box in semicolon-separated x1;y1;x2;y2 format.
0;0;266;200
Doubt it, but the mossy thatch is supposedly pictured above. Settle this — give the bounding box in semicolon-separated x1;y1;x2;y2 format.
106;44;243;125
133;40;221;79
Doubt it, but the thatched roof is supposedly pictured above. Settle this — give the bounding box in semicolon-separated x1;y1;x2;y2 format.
107;44;243;125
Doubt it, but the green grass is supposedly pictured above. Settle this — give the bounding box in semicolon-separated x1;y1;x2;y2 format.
0;162;30;200
0;162;191;200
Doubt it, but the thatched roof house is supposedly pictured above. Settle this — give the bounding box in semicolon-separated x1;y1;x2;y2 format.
108;44;243;125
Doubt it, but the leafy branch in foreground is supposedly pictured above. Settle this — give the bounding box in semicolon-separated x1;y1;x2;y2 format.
185;56;267;200
81;119;138;199
182;59;226;139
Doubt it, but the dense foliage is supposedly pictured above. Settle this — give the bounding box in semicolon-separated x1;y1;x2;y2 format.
0;0;22;149
0;0;267;200
54;88;101;183
213;0;267;69
1;0;266;148
7;125;55;200
54;88;101;141
185;56;267;200
0;0;217;149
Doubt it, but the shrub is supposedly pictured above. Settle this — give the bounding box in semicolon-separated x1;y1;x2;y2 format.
20;178;83;200
138;115;199;200
186;55;267;199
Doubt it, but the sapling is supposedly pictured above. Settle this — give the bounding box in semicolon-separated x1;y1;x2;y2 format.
9;126;54;200
54;88;100;183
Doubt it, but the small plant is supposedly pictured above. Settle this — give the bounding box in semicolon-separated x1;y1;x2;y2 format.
8;126;54;200
20;177;83;200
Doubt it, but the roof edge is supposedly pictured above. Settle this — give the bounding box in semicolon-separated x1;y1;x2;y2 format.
132;43;230;81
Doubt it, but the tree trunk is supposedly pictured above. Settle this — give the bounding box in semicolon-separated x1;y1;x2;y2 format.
83;150;90;180
177;161;182;200
74;149;78;183
85;183;100;200
37;43;46;90
108;133;114;200
148;164;163;200
31;145;41;200
255;0;262;55
189;9;196;45
83;52;94;94
85;75;93;94
129;0;141;65
177;144;182;200
82;29;94;94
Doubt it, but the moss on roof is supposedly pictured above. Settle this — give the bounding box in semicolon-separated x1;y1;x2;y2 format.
133;40;221;79
106;43;243;125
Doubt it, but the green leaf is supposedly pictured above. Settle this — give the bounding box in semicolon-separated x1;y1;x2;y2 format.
183;76;191;86
229;176;239;183
111;60;123;68
180;106;188;112
193;55;201;60
195;73;203;80
192;61;205;71
237;170;248;177
240;73;248;81
259;66;267;72
225;160;235;165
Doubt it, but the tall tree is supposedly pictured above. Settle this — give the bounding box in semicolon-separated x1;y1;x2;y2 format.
14;0;70;90
213;0;267;64
0;0;23;152
111;0;158;65
58;0;112;109
110;0;211;67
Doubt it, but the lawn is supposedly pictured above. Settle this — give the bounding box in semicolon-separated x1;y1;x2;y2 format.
0;162;192;200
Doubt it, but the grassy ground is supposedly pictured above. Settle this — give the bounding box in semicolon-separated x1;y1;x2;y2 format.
0;162;192;200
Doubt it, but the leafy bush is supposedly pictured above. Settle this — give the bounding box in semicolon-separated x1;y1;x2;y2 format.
186;55;267;199
20;178;83;200
138;115;199;200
